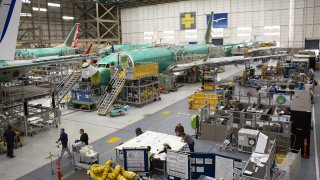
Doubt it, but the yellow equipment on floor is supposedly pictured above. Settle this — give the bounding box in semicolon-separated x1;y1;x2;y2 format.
88;160;140;180
188;93;220;110
275;153;286;165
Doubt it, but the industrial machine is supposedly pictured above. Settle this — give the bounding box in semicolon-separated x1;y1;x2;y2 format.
159;74;177;93
238;128;260;153
68;63;101;111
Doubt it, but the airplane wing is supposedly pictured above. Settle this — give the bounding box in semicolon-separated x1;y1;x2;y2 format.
248;46;278;53
167;54;288;72
1;42;96;71
0;55;99;71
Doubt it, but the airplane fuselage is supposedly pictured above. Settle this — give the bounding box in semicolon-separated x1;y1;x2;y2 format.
96;44;212;86
15;47;79;60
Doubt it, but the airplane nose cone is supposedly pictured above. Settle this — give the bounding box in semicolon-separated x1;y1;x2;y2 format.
97;67;111;86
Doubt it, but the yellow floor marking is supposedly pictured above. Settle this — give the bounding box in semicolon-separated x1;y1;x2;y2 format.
106;137;121;144
162;111;170;115
127;120;134;123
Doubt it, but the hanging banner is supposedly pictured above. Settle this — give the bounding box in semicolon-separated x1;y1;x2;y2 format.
180;12;196;30
206;13;228;28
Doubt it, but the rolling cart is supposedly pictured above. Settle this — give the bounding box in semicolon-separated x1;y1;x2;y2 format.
72;143;99;171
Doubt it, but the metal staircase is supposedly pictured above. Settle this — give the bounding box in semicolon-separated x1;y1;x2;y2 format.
56;71;81;103
97;70;126;116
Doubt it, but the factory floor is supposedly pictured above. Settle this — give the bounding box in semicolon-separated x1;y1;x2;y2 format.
1;65;318;180
0;81;201;180
0;65;244;180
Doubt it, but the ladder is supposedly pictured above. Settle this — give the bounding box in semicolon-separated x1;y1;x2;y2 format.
56;71;81;103
97;70;126;116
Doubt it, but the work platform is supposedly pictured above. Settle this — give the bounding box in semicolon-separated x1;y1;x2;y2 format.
1;85;50;99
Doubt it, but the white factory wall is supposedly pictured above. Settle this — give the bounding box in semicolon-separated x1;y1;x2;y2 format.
120;0;320;48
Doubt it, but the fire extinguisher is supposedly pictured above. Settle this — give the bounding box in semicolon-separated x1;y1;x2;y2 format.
303;137;308;158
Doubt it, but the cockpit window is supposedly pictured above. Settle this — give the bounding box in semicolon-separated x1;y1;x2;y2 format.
97;64;106;67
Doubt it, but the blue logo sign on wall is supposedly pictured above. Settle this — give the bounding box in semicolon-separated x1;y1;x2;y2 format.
206;13;228;28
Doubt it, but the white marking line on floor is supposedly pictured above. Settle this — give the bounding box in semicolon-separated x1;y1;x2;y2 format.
313;105;320;180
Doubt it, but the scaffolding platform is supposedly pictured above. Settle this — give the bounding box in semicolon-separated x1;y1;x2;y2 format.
117;76;161;108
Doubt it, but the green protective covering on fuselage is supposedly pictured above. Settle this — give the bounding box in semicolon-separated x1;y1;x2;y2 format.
101;43;153;57
182;44;210;55
96;50;132;86
101;44;132;57
96;66;111;86
224;45;233;57
15;47;77;59
98;50;131;66
97;47;174;86
167;44;210;56
126;47;175;72
223;42;247;57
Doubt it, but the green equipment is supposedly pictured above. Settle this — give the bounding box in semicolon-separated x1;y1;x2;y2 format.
191;114;200;138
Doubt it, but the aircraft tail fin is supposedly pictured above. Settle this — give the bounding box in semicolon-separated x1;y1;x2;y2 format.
83;43;93;55
73;24;80;48
0;0;22;60
58;23;80;48
205;11;214;44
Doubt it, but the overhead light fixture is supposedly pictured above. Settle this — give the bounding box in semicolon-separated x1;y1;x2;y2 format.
21;13;32;17
32;7;47;12
22;0;30;3
62;16;74;20
48;3;61;7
